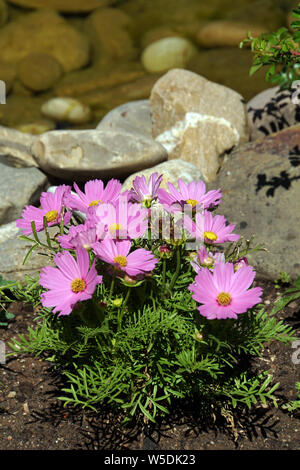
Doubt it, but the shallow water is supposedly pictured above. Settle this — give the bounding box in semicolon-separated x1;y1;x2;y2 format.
0;0;297;131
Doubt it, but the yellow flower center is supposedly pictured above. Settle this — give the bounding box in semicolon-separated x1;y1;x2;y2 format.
70;278;86;293
113;255;127;267
186;199;199;207
45;210;58;223
109;223;123;234
217;292;232;306
89;199;102;207
204;231;218;242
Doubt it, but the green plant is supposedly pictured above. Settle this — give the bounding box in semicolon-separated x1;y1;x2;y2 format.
240;3;300;88
271;275;300;413
274;271;292;289
283;382;300;411
271;275;300;314
8;270;295;423
0;276;15;326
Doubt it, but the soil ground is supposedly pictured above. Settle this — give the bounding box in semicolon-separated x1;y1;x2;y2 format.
0;280;299;451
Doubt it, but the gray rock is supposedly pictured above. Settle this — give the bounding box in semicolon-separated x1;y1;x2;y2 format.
97;100;152;137
0;162;48;224
31;129;168;181
247;86;279;110
208;125;300;280
0;222;56;282
0;221;20;244
247;86;300;140
0;125;38;168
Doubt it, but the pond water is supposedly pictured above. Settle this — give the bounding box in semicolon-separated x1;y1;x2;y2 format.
0;0;297;132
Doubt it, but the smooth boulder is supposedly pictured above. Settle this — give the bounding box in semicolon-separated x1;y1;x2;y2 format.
0;162;48;225
208;125;300;280
31;129;168;181
247;86;300;140
97;100;152;137
0;10;90;73
150;69;249;182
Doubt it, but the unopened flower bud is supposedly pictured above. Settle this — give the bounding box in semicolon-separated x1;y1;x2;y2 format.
112;298;123;307
188;251;197;260
123;275;138;285
159;244;172;258
195;330;203;341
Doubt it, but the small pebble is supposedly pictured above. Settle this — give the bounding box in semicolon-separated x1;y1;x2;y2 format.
41;97;92;124
23;402;30;415
141;37;197;73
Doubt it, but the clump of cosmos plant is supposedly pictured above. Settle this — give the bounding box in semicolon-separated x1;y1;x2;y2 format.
11;174;294;423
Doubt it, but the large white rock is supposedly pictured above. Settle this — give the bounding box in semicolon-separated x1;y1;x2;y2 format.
31;129;168;181
150;69;249;182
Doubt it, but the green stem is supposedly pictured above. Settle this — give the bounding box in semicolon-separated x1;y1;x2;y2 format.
30;220;56;252
117;287;131;330
169;246;181;293
92;297;105;325
43;216;52;248
110;275;115;299
60;205;65;236
123;286;131;308
162;258;166;288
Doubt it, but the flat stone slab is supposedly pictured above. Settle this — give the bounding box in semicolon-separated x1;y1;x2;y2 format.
31;129;167;181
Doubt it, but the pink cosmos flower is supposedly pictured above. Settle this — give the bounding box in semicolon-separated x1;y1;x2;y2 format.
233;257;249;272
64;179;122;214
184;210;240;245
58;220;103;251
190;246;225;273
188;262;262;320
88;197;148;240
157;179;222;213
39;247;103;317
128;172;163;207
92;238;158;277
16;185;72;236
